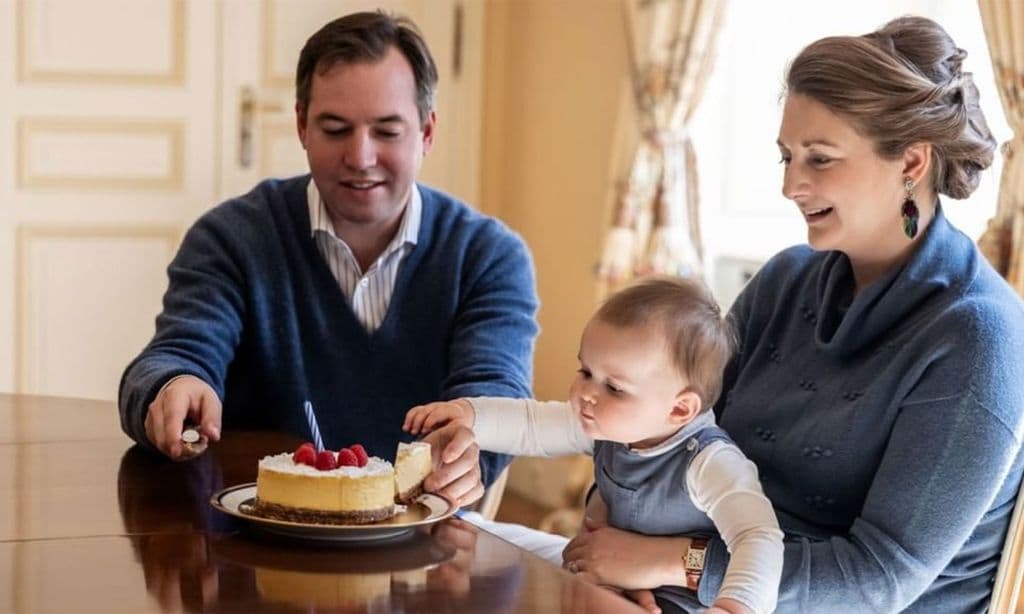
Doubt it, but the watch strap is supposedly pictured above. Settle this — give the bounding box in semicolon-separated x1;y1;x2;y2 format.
683;537;709;591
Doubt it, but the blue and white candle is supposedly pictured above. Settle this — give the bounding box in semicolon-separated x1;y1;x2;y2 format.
303;400;325;452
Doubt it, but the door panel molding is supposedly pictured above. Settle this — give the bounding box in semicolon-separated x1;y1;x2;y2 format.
15;224;181;399
17;118;185;191
17;0;186;85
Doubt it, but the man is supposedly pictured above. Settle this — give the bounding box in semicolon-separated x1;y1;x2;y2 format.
118;12;538;506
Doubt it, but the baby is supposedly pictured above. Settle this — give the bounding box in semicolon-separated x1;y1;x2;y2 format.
405;276;782;614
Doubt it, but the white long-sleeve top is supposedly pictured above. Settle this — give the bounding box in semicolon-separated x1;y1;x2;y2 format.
469;397;783;614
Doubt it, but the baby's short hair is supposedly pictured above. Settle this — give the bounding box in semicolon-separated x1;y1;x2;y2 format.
594;275;735;411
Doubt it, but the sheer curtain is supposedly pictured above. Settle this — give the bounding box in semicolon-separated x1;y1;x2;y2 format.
595;0;728;297
977;0;1024;296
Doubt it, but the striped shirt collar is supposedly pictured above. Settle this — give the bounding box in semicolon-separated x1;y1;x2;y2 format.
306;179;422;255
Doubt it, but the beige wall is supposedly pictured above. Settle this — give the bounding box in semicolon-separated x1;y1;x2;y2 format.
480;1;628;517
481;0;629;401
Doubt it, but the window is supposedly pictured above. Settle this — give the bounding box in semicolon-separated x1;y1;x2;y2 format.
694;1;1011;306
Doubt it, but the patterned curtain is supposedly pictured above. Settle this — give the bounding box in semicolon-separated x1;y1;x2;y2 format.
596;0;728;297
976;1;1024;296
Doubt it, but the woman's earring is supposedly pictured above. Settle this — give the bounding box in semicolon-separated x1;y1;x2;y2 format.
901;177;919;239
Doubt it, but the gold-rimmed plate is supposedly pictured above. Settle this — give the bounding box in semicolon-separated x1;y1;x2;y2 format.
210;483;456;543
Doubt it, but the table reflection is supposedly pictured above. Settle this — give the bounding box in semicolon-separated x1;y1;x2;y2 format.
117;445;238;612
131;533;223;612
1;394;644;613
115;443;525;612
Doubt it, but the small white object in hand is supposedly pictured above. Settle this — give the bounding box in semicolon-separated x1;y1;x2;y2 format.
180;427;207;457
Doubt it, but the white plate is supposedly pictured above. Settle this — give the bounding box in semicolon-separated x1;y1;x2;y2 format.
210;483;456;543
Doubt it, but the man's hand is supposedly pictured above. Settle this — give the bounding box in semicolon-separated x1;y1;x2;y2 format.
427;518;479;599
421;422;484;507
144;375;222;461
403;399;476;436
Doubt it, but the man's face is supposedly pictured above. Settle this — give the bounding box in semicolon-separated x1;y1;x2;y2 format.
297;46;435;233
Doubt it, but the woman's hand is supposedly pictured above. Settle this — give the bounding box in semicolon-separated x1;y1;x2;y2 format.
624;589;662;613
581;488;609;531
562;516;688;591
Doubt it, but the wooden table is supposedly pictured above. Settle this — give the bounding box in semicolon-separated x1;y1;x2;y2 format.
0;393;643;613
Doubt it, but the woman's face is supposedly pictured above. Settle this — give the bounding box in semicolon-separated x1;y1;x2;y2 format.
777;93;908;259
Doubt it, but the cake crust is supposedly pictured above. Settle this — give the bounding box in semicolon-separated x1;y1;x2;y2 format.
396;482;424;504
251;499;395;525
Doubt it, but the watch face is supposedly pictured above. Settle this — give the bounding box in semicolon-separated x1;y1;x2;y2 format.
685;548;706;570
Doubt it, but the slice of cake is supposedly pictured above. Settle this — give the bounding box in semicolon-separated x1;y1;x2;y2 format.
252;441;433;525
395;441;432;503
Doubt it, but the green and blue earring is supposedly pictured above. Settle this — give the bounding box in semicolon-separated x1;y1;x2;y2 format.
901;177;919;239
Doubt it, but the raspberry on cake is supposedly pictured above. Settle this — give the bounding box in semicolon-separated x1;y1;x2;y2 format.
252;441;433;525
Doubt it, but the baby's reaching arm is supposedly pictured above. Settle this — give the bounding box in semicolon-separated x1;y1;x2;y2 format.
689;441;783;614
405;399;476;434
405;398;593;457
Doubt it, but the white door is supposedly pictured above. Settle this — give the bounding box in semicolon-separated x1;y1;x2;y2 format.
0;0;220;400
219;0;483;203
0;0;482;401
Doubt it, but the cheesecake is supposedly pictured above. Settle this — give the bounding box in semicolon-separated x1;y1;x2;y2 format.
252;441;433;525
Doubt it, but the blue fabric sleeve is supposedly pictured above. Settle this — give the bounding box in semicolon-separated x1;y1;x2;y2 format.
440;222;539;486
703;395;1021;611
118;208;248;448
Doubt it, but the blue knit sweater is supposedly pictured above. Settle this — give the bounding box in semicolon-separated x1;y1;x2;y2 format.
118;176;538;485
701;207;1024;612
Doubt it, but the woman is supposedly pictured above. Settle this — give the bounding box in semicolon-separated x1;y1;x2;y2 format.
561;15;1024;613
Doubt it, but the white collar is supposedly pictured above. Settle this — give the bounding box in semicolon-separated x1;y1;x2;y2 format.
628;410;717;458
306;179;421;250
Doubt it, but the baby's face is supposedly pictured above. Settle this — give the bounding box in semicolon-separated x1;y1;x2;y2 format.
568;318;690;448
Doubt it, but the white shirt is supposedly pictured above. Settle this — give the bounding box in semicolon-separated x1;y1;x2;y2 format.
307;179;421;333
469;397;784;614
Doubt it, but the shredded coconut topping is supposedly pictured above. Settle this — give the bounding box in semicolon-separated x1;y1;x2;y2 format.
259;452;393;477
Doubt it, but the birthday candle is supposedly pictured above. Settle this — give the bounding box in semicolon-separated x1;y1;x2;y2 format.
303;401;325;452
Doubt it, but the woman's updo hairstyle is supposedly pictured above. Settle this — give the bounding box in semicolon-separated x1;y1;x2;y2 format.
785;16;996;199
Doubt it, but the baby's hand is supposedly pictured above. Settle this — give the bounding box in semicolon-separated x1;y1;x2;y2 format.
403;399;476;436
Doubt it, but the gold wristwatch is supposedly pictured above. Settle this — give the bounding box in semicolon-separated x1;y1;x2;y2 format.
684;537;708;591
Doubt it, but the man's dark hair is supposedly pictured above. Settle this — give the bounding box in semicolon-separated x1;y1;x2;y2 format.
296;11;438;125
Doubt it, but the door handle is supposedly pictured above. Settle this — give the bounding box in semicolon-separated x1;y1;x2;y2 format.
238;87;285;169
